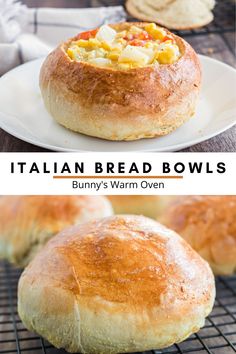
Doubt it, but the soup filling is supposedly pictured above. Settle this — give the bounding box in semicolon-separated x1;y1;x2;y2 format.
67;23;181;69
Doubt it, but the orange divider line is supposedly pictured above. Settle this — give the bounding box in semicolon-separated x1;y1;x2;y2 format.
53;176;183;179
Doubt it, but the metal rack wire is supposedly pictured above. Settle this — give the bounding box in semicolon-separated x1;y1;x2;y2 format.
92;0;236;58
93;0;235;36
0;260;235;354
29;0;235;59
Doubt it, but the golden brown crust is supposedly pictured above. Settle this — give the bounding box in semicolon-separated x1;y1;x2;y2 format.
0;196;113;266
160;196;236;275
40;22;201;141
18;215;215;353
22;215;213;307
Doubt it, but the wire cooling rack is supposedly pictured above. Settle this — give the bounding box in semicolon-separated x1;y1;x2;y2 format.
93;0;235;35
86;0;236;58
0;260;235;354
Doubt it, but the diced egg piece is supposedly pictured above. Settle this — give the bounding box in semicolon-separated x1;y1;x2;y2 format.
116;38;127;46
135;47;156;63
118;63;131;70
130;25;143;34
116;30;127;39
96;48;107;57
118;45;150;66
87;50;97;60
96;25;117;44
88;58;112;67
111;42;123;51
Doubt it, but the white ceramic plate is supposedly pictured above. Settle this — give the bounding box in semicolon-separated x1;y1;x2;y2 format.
0;55;235;152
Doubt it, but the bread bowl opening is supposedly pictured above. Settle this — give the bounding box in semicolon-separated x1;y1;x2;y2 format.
66;23;182;70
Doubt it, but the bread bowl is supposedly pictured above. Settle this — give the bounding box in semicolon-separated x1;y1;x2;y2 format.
40;22;201;141
18;215;215;353
0;195;113;267
108;195;173;218
159;196;236;275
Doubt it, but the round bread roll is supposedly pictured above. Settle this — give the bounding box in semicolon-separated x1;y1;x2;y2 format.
108;195;173;219
145;0;174;10
0;196;113;267
18;215;215;353
160;196;236;275
126;0;215;30
40;22;201;141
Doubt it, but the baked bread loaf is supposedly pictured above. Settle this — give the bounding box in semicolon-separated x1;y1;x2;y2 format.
126;0;215;30
0;196;113;267
18;215;215;353
108;195;173;219
40;22;201;141
160;196;236;275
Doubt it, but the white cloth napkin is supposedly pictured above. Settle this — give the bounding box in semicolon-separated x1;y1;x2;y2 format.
0;1;126;75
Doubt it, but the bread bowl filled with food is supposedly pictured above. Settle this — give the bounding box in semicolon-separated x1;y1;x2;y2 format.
40;22;201;141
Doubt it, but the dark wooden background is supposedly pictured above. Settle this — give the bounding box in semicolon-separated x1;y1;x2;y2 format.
0;0;235;152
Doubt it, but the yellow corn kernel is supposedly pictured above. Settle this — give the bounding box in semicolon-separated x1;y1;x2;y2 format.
88;38;101;47
107;51;120;61
144;41;154;49
67;48;75;59
67;47;82;60
145;23;157;33
157;46;177;64
100;41;112;51
151;27;166;40
76;39;90;48
145;23;166;40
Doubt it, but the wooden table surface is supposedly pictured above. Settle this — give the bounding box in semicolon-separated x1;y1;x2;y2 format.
0;0;235;152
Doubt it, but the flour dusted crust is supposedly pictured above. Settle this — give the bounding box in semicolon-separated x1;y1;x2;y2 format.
0;196;113;267
126;0;215;30
40;22;201;141
145;0;175;11
160;196;236;275
18;215;215;353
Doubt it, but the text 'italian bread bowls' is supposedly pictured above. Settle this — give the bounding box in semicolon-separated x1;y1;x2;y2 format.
40;22;201;141
159;196;236;275
18;215;215;354
0;195;113;267
108;195;174;219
